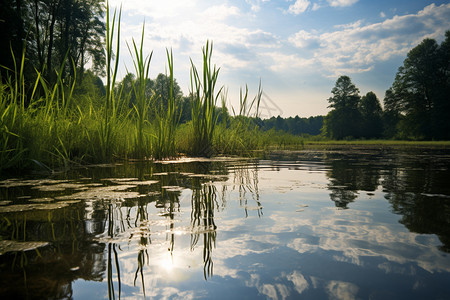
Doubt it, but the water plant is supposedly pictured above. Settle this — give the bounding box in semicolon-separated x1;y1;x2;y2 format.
189;41;223;157
98;2;122;162
127;23;153;159
152;49;180;160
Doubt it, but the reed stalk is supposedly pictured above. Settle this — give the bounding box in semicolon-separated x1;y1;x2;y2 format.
189;41;223;157
152;49;180;159
128;23;153;159
99;1;122;161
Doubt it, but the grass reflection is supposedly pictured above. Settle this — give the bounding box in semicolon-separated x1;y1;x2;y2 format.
190;182;218;279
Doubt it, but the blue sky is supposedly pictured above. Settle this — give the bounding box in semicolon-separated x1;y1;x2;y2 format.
108;0;450;117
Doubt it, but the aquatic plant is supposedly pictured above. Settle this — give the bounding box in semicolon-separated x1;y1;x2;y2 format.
152;49;180;159
128;23;153;159
98;2;122;162
189;41;223;157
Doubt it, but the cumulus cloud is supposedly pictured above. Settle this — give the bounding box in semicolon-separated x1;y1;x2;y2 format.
288;3;450;76
327;0;358;7
202;4;240;20
246;0;270;12
288;0;311;15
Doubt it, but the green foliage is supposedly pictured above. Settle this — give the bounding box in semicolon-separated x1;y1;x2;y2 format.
360;92;383;139
127;22;153;159
189;41;223;157
324;75;362;139
386;31;450;140
152;49;180;160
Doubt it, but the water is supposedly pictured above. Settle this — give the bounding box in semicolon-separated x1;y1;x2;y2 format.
1;149;450;299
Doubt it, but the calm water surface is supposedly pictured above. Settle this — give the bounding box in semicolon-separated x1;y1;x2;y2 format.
1;149;450;299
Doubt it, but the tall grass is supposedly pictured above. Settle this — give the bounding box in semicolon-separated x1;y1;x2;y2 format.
128;23;153;159
98;2;122;162
189;41;223;157
152;49;180;159
213;83;263;155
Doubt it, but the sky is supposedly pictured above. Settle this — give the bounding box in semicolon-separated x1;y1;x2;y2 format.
107;0;450;118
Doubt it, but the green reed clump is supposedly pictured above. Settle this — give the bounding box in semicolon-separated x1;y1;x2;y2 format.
128;23;153;159
96;2;122;162
152;49;180;159
189;41;223;157
214;82;263;155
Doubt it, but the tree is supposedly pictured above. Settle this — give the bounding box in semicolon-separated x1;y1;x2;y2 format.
1;0;105;87
324;75;362;139
154;73;182;106
387;32;450;139
360;92;383;139
382;88;402;138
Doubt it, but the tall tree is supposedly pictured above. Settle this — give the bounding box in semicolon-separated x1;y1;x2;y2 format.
324;75;362;139
360;91;383;139
387;32;450;139
382;88;402;138
1;0;105;87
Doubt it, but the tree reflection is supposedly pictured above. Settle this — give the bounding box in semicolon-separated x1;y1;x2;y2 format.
325;152;381;209
324;149;450;252
382;152;450;252
0;202;106;299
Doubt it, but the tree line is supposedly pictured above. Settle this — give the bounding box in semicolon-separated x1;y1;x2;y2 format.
324;31;450;140
0;0;105;88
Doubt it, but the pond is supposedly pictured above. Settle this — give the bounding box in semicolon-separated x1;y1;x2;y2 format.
1;149;450;299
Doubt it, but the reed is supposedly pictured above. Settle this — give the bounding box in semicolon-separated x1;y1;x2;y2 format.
152;49;180;159
214;82;263;155
128;23;153;159
97;2;122;162
189;41;223;157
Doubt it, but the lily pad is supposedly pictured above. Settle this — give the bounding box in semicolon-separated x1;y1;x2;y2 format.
55;185;143;201
29;198;54;203
0;240;49;255
0;203;70;213
31;183;87;192
162;186;185;192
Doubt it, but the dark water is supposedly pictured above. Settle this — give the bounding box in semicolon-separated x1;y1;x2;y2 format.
1;149;450;299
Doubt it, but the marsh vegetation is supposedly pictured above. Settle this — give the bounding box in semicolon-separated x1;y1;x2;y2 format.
1;2;449;174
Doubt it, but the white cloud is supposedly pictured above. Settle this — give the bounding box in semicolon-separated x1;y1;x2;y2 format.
246;0;270;12
312;3;321;11
288;0;311;15
288;3;450;77
202;4;240;20
380;11;386;18
288;30;318;48
327;0;358;7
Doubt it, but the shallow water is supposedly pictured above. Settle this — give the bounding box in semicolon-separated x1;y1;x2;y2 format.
1;149;450;299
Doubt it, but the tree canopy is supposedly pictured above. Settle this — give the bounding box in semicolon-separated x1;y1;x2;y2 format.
385;31;450;139
0;0;105;86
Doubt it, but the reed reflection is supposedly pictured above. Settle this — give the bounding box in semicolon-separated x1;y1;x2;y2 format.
0;201;106;299
232;162;263;217
190;180;219;279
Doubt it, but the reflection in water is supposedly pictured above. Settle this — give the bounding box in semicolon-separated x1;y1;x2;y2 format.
191;182;218;279
325;152;381;209
0;151;450;299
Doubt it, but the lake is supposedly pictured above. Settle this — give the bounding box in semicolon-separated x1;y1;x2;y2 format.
1;148;450;299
